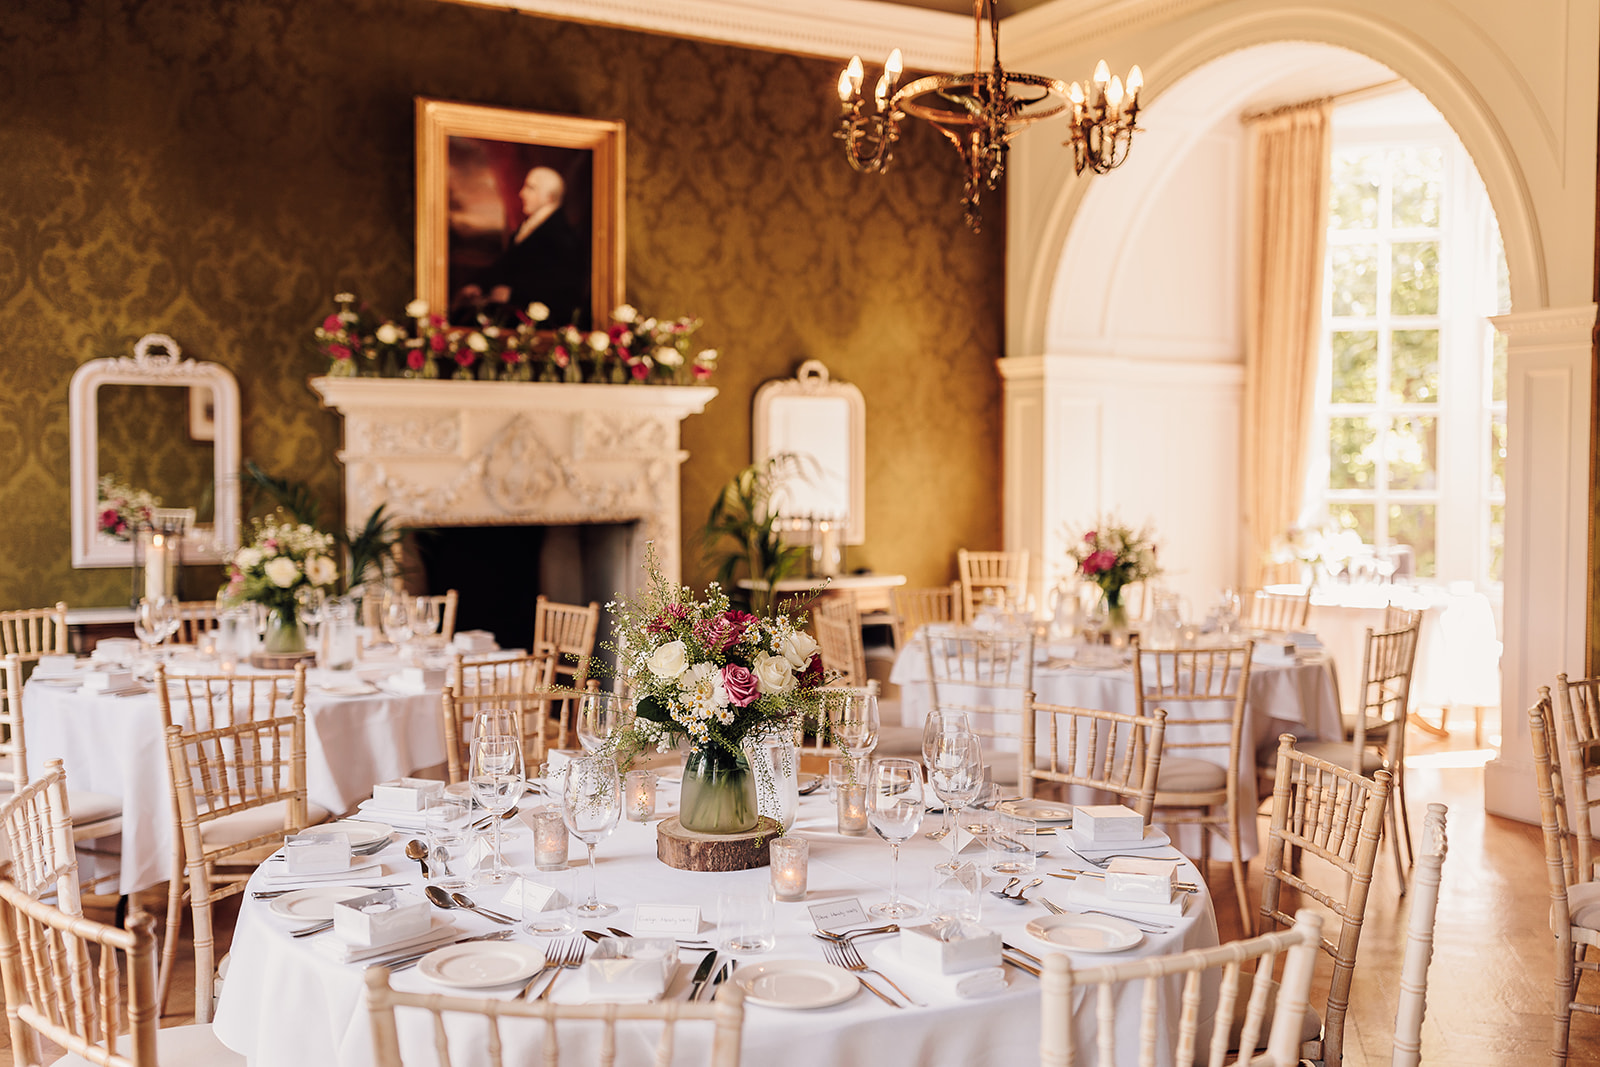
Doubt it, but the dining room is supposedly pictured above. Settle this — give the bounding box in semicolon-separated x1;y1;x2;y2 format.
0;0;1596;1064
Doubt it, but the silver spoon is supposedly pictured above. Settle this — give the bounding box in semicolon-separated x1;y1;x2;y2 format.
425;884;514;924
991;876;1022;900
404;839;430;878
998;877;1043;904
447;890;519;924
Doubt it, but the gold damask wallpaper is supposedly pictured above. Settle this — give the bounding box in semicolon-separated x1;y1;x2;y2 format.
0;0;1003;611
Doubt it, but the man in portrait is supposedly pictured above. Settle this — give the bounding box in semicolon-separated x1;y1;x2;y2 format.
452;164;590;328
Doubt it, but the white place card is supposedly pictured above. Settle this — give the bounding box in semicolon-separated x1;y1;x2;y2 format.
949;825;987;856
633;903;701;936
497;876;557;915
808;898;869;932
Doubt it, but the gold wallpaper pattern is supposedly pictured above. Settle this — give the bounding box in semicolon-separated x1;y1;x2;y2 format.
0;0;1003;611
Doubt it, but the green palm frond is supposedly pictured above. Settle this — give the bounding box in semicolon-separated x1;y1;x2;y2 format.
241;460;321;527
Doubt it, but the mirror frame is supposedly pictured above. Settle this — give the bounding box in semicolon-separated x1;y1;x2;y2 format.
68;334;242;568
752;359;866;544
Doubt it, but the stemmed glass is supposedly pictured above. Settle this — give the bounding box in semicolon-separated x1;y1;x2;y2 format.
133;597;162;650
576;692;631;754
468;710;525;885
921;710;973;840
382;591;413;650
295;586;327;648
411;596;440;641
827;690;880;759
867;757;924;920
927;733;983;873
561;755;621;917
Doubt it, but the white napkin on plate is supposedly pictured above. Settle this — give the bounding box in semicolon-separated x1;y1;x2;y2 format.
313;917;460;963
1059;879;1188;919
260;859;385;886
356;799;472;832
871;941;1008;1000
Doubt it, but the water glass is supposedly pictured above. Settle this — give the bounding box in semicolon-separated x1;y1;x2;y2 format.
822;690;880;759
769;836;809;902
469;731;525;885
928;861;983;925
987;813;1038;876
577;692;631;753
523;864;576;936
425;804;471;890
716;876;776;952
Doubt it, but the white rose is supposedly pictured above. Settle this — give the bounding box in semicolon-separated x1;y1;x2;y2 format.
305;554;338;587
612;304;637;323
588;331;609;351
654;346;683;367
233;547;262;572
333;291;355;304
466;331;489;352
779;630;819;670
648;640;688;680
405;299;430;318
753;653;797;695
375;323;400;344
527;302;550;321
696;348;719;365
264;557;300;588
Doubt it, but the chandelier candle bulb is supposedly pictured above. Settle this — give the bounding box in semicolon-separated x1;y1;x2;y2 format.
770;836;809;902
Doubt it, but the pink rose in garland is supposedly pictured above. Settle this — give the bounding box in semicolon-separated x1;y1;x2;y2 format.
694;609;756;653
1081;549;1117;575
720;664;760;707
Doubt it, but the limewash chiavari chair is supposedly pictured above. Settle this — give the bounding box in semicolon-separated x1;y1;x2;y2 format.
1383;604;1424;634
1246;588;1312;631
1529;692;1600;1064
1133;639;1257;935
1040;909;1325;1067
1256;735;1392;1066
1553;673;1600;880
888;582;960;649
923;624;1034;785
813;594;867;687
1391;802;1448;1067
449;649;558;699
154;664;320;1019
957;549;1029;622
1019;694;1167;821
440;683;565;784
0;602;68;663
533;595;601;688
364;965;745;1066
171;600;220;645
0;759;84;914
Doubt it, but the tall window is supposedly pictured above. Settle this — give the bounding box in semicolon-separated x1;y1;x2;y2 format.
1316;120;1507;586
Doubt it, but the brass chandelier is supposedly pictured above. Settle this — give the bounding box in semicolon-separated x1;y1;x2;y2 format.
835;0;1143;232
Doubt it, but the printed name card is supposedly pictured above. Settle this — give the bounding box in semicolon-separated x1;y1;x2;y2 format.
949;825;987;856
496;876;558;916
808;897;868;932
633;904;701;936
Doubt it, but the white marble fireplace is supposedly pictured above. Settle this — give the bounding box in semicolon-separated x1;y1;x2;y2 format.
308;378;718;590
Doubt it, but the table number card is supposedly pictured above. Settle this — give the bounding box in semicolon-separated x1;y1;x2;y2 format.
496;876;557;916
808;898;868;932
634;903;701;936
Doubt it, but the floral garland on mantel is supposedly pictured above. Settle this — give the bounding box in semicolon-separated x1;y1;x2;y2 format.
313;293;720;385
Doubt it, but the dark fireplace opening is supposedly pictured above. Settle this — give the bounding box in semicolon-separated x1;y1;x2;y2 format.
405;522;635;677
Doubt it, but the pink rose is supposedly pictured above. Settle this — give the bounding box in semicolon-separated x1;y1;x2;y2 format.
430;333;447;352
552;345;570;367
454;350;474;367
99;507;119;527
1083;531;1098;544
720;664;759;707
328;344;351;360
1081;550;1116;575
631;361;649;381
406;350;425;370
693;365;712;380
798;652;823;689
694;615;740;654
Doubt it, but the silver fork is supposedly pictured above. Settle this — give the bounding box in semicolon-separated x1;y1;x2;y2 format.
519;939;574;1000
820;941;899;1008
835;938;925;1007
535;938;587;1000
1042;896;1173;932
1063;845;1157;869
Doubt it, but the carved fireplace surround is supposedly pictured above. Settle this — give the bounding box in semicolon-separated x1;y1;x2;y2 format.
308;378;718;588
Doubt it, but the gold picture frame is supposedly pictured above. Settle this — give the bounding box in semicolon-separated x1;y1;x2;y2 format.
415;98;624;331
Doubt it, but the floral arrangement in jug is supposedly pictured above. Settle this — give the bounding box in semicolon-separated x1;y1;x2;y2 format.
96;475;159;541
313;293;719;385
221;517;340;654
604;546;829;834
1068;516;1161;628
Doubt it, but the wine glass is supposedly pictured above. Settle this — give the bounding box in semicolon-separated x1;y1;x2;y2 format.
132;598;161;649
867;757;925;920
576;692;630;754
928;733;983;873
153;597;182;647
295;586;327;645
827;690;880;759
921;710;972;840
468;716;525;885
381;592;413;649
561;755;621;917
411;596;440;640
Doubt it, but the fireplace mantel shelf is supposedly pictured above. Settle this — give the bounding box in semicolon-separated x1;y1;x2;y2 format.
308;376;718;586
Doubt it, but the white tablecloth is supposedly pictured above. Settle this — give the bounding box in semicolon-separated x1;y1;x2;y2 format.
22;677;446;894
213;784;1219;1067
889;641;1342;860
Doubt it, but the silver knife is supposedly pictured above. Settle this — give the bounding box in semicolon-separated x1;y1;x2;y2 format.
686;949;718;1001
709;959;735;997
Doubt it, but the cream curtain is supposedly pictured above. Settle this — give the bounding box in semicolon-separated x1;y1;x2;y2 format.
1241;100;1331;591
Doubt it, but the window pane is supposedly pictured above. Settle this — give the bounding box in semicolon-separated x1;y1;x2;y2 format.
1491;330;1507;403
1331;502;1375;546
1331;331;1378;403
1387;415;1437;490
1391;241;1440;315
1490;414;1507;495
1330;418;1378;489
1390;147;1443;228
1390;329;1439;403
1489;503;1504;583
1389;504;1437;578
1495;236;1510;316
1331;245;1379;317
1330;150;1380;230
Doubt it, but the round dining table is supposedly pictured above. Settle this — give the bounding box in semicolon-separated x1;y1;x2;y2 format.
213;777;1220;1067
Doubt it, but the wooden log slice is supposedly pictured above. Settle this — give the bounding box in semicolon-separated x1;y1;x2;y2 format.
248;650;317;670
656;816;782;872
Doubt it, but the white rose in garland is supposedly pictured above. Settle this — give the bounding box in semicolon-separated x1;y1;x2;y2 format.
648;640;688;680
264;557;300;588
779;630;819;670
753;652;797;695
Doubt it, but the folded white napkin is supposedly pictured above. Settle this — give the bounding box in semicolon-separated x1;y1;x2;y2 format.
355;799;472;832
260;859;385;887
1059;879;1188;919
313;917;460;964
33;655;81;676
1060;826;1172;857
451;630;497;653
381;674;429;696
871;941;1008;1000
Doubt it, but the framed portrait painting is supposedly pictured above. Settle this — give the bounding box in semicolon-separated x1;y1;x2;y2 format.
415;98;624;331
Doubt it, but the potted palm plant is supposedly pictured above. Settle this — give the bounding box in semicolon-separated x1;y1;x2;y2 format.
701;456;808;614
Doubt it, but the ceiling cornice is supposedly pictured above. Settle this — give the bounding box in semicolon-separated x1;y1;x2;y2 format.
1004;0;1222;63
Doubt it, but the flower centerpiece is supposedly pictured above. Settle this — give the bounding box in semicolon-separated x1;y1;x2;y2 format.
97;475;158;541
606;550;828;835
222;517;340;655
1068;516;1161;632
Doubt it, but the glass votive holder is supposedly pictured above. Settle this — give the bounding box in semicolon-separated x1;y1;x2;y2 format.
987;813;1038;876
625;769;657;821
769;836;808;901
530;804;569;872
836;782;868;836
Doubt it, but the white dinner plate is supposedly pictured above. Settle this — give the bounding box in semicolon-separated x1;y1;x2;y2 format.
732;959;860;1010
1025;913;1143;954
32;677;83;689
997;799;1075;825
417;942;547;989
318;682;379;697
267;886;371;921
299;820;392;852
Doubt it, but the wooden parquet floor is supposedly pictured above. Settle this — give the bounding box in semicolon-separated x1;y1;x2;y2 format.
2;713;1595;1064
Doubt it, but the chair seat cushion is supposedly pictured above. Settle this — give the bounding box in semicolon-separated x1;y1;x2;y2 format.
1565;880;1600;933
1227;970;1323;1049
67;789;122;827
51;1023;245;1066
1290;741;1383;775
198;800;332;848
1155;757;1228;794
1340;713;1394;738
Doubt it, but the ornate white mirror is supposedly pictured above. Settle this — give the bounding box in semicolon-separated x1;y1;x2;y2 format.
752;359;866;544
69;334;242;567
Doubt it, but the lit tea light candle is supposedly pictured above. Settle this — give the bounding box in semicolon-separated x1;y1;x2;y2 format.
770;836;808;901
530;805;569;871
836;782;868;836
625;770;657;822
